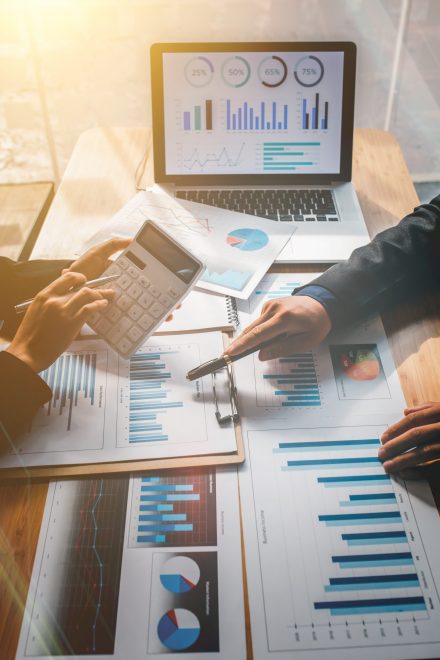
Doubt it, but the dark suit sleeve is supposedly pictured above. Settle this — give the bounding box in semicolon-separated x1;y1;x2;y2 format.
297;195;440;326
0;351;52;448
0;257;72;338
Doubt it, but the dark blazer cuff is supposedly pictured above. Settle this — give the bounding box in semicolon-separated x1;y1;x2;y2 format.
0;351;52;443
292;284;342;326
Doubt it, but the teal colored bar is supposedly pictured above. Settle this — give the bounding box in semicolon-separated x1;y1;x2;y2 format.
339;559;414;568
141;484;193;491
347;537;408;545
264;162;313;166
138;523;193;532
341;499;396;507
264;151;305;156
136;534;166;543
281;402;321;408
264;142;320;145
324;518;401;526
139;514;187;521
140;493;200;501
330;604;426;615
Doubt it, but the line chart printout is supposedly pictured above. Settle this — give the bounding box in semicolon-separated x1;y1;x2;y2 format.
84;190;294;298
0;333;236;469
16;468;246;659
235;273;406;421
239;424;440;660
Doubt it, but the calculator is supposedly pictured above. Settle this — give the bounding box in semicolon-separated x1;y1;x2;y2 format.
87;220;205;358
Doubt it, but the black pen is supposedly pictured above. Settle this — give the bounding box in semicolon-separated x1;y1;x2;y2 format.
186;334;289;381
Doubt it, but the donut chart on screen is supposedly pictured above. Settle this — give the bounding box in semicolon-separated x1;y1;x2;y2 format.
226;228;269;251
157;608;201;650
160;555;201;593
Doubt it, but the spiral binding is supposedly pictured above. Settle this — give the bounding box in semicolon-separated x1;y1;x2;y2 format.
226;296;240;328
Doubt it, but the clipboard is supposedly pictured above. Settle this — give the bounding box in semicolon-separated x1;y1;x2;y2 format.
0;331;245;481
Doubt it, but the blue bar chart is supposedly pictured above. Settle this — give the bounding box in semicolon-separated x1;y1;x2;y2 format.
241;424;440;652
40;351;99;431
117;341;209;449
226;99;288;131
129;471;217;548
258;351;321;408
248;275;323;408
301;94;329;130
182;100;213;131
127;351;181;444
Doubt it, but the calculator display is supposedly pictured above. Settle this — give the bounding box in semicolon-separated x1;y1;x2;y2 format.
137;222;200;284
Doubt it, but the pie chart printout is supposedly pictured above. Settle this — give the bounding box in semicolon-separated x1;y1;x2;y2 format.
157;608;201;650
226;227;269;251
160;555;201;593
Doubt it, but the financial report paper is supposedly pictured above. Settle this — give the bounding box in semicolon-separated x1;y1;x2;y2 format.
2;332;236;468
83;190;294;299
16;467;246;659
235;273;440;659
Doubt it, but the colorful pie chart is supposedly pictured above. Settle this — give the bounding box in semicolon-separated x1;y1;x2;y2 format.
160;555;200;593
157;608;200;651
340;348;380;381
226;228;269;251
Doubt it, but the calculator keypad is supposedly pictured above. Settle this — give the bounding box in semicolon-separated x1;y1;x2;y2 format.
87;255;179;358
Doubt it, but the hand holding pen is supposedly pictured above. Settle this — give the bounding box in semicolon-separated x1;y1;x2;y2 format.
187;295;332;380
5;238;130;374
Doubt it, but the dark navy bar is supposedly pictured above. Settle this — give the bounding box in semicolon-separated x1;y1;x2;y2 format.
349;493;396;501
332;552;412;563
318;474;391;483
320;512;401;521
314;596;425;610
342;531;407;541
329;573;418;586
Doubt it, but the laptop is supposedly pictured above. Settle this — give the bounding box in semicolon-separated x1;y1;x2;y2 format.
150;42;369;263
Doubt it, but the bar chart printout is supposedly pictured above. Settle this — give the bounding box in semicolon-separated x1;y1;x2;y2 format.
249;278;323;408
116;337;232;457
240;424;440;657
129;471;217;548
19;345;109;454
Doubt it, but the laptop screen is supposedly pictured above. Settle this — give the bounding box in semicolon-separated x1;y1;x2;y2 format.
151;43;356;184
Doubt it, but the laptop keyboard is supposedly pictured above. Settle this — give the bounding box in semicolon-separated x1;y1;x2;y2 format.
176;188;339;222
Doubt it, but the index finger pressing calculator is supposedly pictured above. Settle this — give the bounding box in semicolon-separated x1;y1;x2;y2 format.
87;220;205;358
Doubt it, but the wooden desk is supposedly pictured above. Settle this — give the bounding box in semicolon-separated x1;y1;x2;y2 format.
1;128;440;660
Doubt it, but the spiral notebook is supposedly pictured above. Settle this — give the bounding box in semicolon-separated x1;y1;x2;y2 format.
80;288;239;338
159;289;239;333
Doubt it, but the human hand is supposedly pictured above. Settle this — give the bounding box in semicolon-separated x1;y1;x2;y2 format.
224;295;332;361
6;271;114;373
379;402;440;473
65;238;131;280
68;238;179;322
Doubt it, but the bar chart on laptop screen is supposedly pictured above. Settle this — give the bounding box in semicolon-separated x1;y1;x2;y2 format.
243;425;440;652
162;50;345;175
